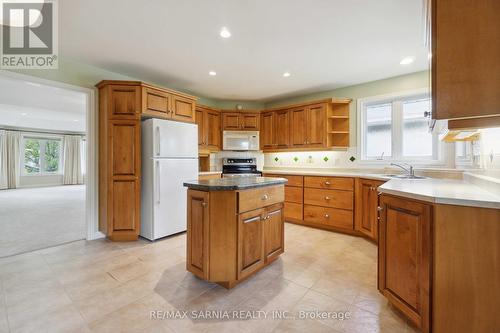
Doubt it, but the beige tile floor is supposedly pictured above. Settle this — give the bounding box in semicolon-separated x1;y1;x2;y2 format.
0;223;418;333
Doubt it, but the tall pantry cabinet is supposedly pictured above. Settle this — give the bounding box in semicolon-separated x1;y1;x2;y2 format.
97;82;142;241
96;80;197;241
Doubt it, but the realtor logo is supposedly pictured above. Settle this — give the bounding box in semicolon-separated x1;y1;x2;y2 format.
1;0;58;69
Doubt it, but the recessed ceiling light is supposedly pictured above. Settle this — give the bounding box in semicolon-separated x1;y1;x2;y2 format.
400;56;415;65
21;113;27;116
283;72;291;77
209;71;217;76
73;119;79;122
220;27;231;38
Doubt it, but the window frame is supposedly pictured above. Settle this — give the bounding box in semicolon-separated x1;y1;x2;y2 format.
357;88;444;165
21;134;64;176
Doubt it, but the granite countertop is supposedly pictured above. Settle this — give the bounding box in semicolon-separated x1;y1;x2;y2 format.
198;171;222;176
379;178;500;209
184;177;288;191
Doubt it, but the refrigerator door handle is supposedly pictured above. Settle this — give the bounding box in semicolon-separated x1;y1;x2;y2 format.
155;126;160;156
155;161;160;204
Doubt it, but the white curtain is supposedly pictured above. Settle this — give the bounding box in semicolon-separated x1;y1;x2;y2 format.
2;131;21;189
0;130;7;189
63;135;83;185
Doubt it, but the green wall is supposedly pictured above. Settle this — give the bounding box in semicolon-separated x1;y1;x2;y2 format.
7;58;220;107
265;71;430;147
7;57;428;118
265;71;430;108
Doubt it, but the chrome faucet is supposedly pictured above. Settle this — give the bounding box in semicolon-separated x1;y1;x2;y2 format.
390;163;415;177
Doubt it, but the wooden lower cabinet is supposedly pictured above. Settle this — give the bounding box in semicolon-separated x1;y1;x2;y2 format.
186;190;209;279
186;187;284;288
378;194;431;332
263;205;285;261
355;178;385;242
237;204;284;280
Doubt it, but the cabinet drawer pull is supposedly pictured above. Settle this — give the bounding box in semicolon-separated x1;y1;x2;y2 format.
324;181;331;185
267;210;281;217
377;206;383;211
261;194;269;200
324;196;331;200
201;202;208;207
324;214;330;218
244;216;261;224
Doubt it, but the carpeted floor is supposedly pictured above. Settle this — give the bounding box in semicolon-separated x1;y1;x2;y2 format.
0;185;86;257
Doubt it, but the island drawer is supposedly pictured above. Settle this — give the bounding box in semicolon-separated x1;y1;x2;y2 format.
304;188;353;210
264;174;303;187
304;205;353;230
284;202;303;220
238;185;285;213
285;186;303;204
304;176;354;191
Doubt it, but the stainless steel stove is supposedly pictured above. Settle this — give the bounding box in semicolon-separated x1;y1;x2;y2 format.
222;158;262;178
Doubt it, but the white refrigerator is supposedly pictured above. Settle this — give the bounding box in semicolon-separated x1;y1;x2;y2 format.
141;118;198;241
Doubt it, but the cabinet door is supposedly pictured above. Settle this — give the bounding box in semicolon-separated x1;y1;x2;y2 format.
142;87;171;119
206;110;221;150
195;108;205;146
186;190;209;280
237;208;265;280
378;195;431;332
260;111;275;149
109;85;141;119
263;204;284;262
432;0;500;120
275;110;290;148
241;113;260;130
355;179;383;241
222;112;241;130
171;95;195;123
290;107;307;147
306;104;326;147
108;120;141;241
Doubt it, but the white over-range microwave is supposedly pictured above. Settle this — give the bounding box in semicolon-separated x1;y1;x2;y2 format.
222;131;260;151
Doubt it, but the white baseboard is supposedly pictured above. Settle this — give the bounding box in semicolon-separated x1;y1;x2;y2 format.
89;231;106;241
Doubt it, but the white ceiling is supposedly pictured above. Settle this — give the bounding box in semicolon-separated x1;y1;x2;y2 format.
0;76;87;132
60;0;429;101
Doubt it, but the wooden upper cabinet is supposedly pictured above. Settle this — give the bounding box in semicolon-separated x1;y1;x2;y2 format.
306;104;326;147
432;0;500;120
205;109;221;150
378;195;431;332
241;113;260;130
222;112;241;130
142;87;170;118
195;108;205;146
260;111;275;149
109;85;141;119
222;111;260;130
170;94;195;123
290;107;307;147
275;110;290;148
196;105;221;151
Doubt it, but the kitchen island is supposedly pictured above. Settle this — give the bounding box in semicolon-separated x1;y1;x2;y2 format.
183;177;287;288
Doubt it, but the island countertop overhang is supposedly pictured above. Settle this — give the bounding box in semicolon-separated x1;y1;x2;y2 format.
183;176;288;191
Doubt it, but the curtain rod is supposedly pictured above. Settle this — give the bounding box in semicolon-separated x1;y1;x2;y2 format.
0;126;86;137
